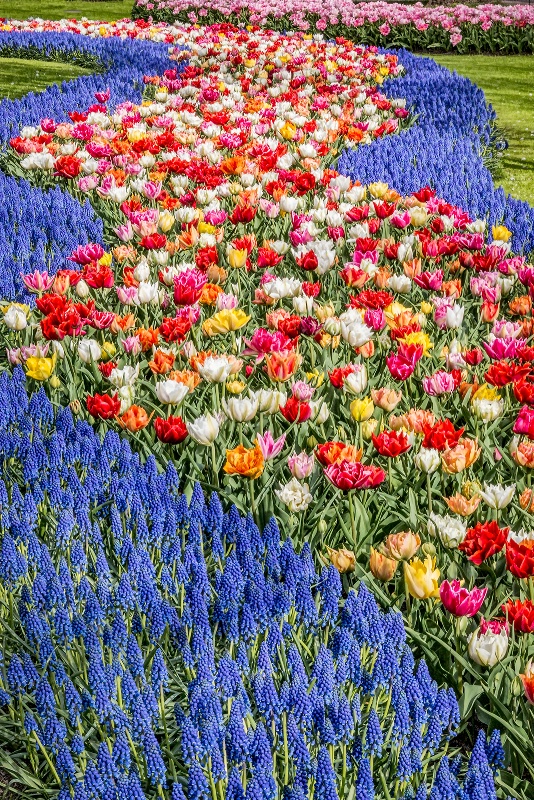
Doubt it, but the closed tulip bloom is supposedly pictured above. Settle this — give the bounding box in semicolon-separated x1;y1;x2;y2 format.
327;547;356;574
203;309;251;336
288;452;314;479
369;547;397;581
222;395;259;422
155;380;189;405
468;619;509;667
344;365;367;394
384;530;420;560
254;389;287;414
439;580;487;617
186;412;221;445
25;354;56;381
118;405;152;432
265;350;302;382
3;303;28;330
78;338;102;364
350;397;374;422
414;447;440;474
444;493;481;517
404;556;440;599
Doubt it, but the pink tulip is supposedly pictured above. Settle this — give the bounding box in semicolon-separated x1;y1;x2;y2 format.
20;270;54;293
422;370;457;396
483;336;520;360
440;580;487;617
68;243;105;265
173;269;207;306
291;381;315;401
121;336;143;355
288;452;314;479
256;431;286;461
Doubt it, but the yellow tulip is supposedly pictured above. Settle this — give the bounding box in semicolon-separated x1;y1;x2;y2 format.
279;121;297;141
226;380;246;394
410;206;429;227
492;224;512;243
227;248;248;269
101;341;117;361
368;181;389;198
202;309;251;336
350;397;374;422
98;252;112;267
404;556;440;599
400;331;433;356
25;354;56;381
198;221;216;235
158;211;175;233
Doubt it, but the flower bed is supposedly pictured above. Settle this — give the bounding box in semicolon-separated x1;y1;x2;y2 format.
0;15;533;799
131;1;534;54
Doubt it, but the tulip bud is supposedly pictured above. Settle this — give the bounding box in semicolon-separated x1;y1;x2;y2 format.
327;547;356;573
49;375;61;389
69;399;81;415
318;519;328;535
76;279;90;299
369;547;397;581
361;418;379;440
421;542;436;557
414;447;440;473
350;397;374;422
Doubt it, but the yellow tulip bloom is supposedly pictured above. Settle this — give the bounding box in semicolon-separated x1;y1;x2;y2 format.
25;353;56;381
279;121;297;141
202;309;251;336
492;224;512;243
400;331;433;355
350;397;374;422
227;248;248;269
404;556;440;599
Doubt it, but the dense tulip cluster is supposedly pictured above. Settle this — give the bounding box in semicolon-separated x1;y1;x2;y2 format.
1;12;534;798
0;369;503;799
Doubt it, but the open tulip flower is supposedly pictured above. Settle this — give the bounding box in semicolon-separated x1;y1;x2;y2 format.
439;579;487;617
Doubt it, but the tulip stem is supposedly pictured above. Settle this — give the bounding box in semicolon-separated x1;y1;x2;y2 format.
348;491;357;551
211;443;219;488
455;616;464;695
249;479;257;524
403;563;412;622
427;473;433;516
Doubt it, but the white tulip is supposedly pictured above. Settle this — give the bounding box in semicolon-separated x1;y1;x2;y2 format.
343;365;367;395
109;365;139;388
197;356;232;383
468;624;509;667
186;412;220;445
254;389;287;414
478;483;515;510
77;338;102;364
3;305;27;331
222;395;259;422
427;513;467;548
155;380;189;405
415;447;441;474
275;478;313;513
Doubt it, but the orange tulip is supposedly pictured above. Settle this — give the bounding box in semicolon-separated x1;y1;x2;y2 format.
371;387;402;412
369;547;397;581
148;349;175;375
403;259;422;279
223;444;264;479
135;327;160;352
316;442;362;466
441;438;481;474
220;155;246;175
511;438;534;469
265;350;302;382
520;488;534;512
384;530;421;561
200;283;223;305
327;547;356;573
444;493;481;516
111;313;136;334
509;295;532;316
117;405;153;432
390;409;435;435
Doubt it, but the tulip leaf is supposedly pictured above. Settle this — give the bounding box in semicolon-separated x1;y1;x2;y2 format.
458;682;483;719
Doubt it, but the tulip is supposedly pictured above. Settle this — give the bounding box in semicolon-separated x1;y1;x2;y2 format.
223;444;264;479
197;357;232;383
468;619;509;667
414;447;440;474
478;482;515;509
222;395;259;422
344;365;367;395
25;355;56;381
275;478;313;513
520;661;534;704
227;248;248;269
254;389;287;414
428;513;467;548
186;413;221;446
265;350;302;382
324;460;385;491
439;580;487;617
118;405;152;432
370;387;402;411
441;438;481;474
3;304;28;331
350;397;374;422
154;416;188;444
369;547;397;581
444;493;481;517
327;547;356;574
256;431;286;462
155;380;189;405
288;452;314;480
384;531;421;561
203;309;251;336
21;270;54;293
404;556;440;599
316;442;362;466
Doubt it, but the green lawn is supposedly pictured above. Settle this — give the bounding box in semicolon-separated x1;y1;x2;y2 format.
0;55;90;97
434;55;534;206
0;0;128;22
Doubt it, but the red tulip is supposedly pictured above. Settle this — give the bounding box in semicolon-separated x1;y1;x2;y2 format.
324;460;385;491
86;392;120;420
506;537;534;579
503;599;534;633
459;521;508;565
154;416;188;444
372;430;411;457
